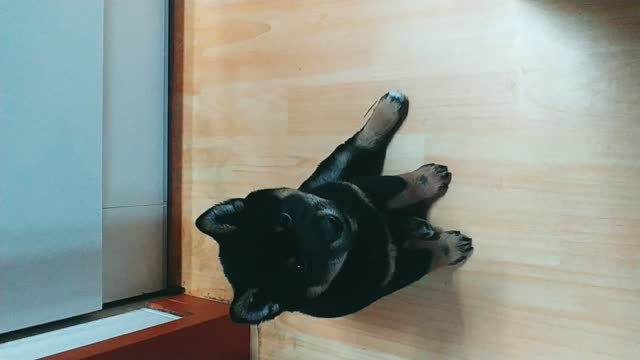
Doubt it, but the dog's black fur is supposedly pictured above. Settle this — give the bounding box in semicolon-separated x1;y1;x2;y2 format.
196;92;473;324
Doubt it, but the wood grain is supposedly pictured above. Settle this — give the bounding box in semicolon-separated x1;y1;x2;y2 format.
174;0;640;358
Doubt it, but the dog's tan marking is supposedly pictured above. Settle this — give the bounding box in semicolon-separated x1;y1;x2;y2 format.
387;164;452;209
337;181;396;288
405;231;473;270
381;242;397;287
338;181;375;208
355;91;406;147
306;252;348;298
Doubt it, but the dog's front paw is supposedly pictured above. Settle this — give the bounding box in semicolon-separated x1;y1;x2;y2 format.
440;230;473;265
356;91;409;147
415;163;452;199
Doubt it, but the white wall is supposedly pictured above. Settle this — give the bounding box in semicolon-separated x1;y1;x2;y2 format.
0;0;104;333
0;0;169;333
102;0;168;302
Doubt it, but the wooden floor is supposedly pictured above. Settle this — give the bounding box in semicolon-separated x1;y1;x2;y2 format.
175;1;640;359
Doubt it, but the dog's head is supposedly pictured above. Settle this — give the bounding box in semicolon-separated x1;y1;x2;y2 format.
195;188;353;323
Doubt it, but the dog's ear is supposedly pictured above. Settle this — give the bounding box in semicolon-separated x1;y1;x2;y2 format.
195;198;244;242
229;288;281;324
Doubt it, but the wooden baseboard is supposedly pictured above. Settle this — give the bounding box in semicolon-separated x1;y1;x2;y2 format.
44;295;249;360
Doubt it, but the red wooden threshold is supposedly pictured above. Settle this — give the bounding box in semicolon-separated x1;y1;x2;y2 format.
43;295;249;360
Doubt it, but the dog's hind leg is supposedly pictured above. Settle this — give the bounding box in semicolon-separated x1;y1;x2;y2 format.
299;91;409;191
404;230;473;268
381;230;473;296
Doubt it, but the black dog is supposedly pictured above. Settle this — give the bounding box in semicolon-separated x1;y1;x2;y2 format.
196;91;473;324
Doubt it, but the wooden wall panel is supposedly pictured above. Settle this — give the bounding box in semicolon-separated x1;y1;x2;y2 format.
175;0;640;358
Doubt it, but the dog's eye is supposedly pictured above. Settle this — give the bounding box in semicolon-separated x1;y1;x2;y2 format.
274;212;292;232
286;257;304;272
280;212;292;226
